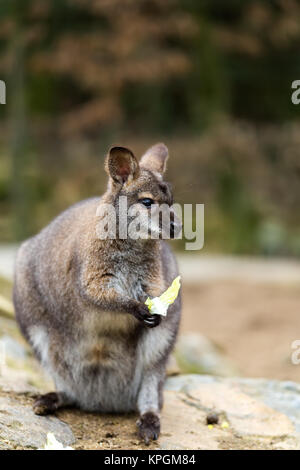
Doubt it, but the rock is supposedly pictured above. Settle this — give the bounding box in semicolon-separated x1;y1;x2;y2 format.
0;335;27;360
0;353;53;394
186;383;292;438
0;395;75;449
0;247;17;282
166;354;181;376
0;328;53;394
163;374;300;450
229;377;300;435
0;373;39;396
160;391;223;450
175;333;238;377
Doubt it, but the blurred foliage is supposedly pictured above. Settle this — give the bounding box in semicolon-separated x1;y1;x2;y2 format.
0;0;300;254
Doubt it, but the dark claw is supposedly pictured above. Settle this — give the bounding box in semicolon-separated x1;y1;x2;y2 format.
143;315;161;328
134;304;162;328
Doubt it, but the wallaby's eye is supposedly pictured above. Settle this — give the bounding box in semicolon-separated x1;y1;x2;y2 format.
139;198;155;208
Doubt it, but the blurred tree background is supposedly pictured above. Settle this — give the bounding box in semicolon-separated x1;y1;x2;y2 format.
0;0;300;255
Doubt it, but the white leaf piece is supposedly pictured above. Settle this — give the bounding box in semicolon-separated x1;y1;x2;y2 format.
38;432;74;450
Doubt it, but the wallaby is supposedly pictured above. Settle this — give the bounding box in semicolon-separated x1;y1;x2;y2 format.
13;143;182;444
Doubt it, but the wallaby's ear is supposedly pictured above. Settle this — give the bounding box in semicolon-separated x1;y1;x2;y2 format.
140;143;169;175
105;146;139;185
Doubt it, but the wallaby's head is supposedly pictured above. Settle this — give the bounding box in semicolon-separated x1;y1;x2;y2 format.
102;143;181;240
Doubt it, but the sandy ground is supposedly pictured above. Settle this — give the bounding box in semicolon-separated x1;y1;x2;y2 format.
0;388;278;450
181;281;300;382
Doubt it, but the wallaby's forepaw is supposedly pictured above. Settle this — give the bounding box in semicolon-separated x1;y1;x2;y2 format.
134;304;162;328
137;412;160;445
33;392;60;416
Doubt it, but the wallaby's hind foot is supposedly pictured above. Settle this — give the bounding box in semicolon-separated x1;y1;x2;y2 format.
33;392;67;416
137;412;160;445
